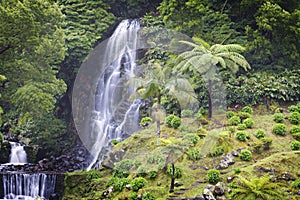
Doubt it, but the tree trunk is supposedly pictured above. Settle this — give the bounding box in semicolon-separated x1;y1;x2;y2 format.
208;80;212;119
156;94;161;137
169;163;175;193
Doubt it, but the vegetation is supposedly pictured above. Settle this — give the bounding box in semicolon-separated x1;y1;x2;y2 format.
206;169;220;184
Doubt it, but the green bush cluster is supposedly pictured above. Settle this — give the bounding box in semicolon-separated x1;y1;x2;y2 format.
239;149;252;161
255;129;266;139
209;146;224;157
289;112;300;125
229;116;241;126
148;170;157;179
251;137;273;153
243;118;254;128
290;141;300;150
106;177;130;192
136;166;147;177
147;153;164;164
272;124;287;136
237;112;251;120
131;177;147;191
288;103;300;113
111;139;119;145
166;114;181;129
291;180;300;188
237;123;247;130
140;117;152;127
187;148;202;161
167;165;183;179
273;113;285;123
183;134;200;146
241;106;253;114
181;109;194;118
236;131;250;141
290;125;300;134
142;192;155;200
114;159;134;178
226;111;235;119
206;169;220;184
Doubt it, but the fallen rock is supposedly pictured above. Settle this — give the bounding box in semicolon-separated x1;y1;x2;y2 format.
217;154;235;169
213;182;226;196
202;188;216;200
231;150;239;157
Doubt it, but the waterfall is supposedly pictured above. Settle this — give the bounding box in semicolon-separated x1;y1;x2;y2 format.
9;142;27;164
87;19;142;169
3;173;56;200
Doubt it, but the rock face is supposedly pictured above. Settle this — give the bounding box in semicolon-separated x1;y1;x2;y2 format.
217;154;235;169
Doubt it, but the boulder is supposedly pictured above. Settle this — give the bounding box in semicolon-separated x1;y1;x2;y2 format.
202;188;216;200
231;150;239;157
213;182;226;196
218;154;235;169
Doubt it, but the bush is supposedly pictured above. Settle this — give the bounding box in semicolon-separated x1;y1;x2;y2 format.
261;137;273;150
236;131;250;142
289;112;300;125
239;149;252;161
237;112;251;120
140;117;152;127
181;109;194;118
255;129;266;139
142;192;155;200
114;159;134;178
196;127;208;137
273;113;285;123
291;180;300;188
209;146;224;157
167;165;183;179
229;116;241;126
166;114;181;129
136;166;147;177
243;118;254;128
241;106;253;114
149;170;157;179
111;139;119;145
206;169;220;184
290;141;300;150
290;125;300;134
251;141;264;153
187;148;202;161
107;177;130;192
292;132;300;141
183;134;200;146
226;111;235;119
272;124;287;136
288;104;300;113
131;177;147;191
234;168;241;174
237;123;247;130
147;153;164;164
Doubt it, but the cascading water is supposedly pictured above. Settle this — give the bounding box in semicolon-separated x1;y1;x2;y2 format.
9;142;27;164
87;19;142;169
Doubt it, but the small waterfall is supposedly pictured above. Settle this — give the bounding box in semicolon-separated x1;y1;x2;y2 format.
87;19;142;169
9;142;27;164
3;173;56;200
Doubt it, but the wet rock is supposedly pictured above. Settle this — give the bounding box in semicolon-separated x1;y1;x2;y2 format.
231;150;239;157
205;184;214;190
137;194;143;199
227;176;234;183
202;188;216;200
213;182;226;196
218;154;235;169
280;172;296;181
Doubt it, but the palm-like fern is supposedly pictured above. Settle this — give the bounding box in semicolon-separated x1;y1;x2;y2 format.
230;176;285;200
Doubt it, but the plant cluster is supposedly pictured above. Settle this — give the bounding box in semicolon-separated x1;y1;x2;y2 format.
272;124;287;136
187;148;202;161
255;129;266;139
290;141;300;150
206;169;220;184
289;112;300;125
167;165;183;179
273;113;285;123
236;131;251;142
166;114;182;129
239;149;252;161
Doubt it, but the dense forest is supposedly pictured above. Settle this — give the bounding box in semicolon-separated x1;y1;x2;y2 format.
0;0;300;199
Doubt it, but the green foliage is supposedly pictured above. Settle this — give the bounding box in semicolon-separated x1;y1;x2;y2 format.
106;177;130;192
167;165;183;179
291;180;300;188
187;148;202;161
226;111;235;119
183;134;200;146
273;113;285;123
241;106;253;114
243;118;254;128
237;124;247;130
255;129;266;139
290;126;300;134
140;117;153;127
234;168;241;174
229;116;241;126
142;192;155;200
288;104;300;113
114;159;134;178
147;153;164;165
131;177;147;191
272;124;287;136
290;141;300;150
236;131;250;142
206;169;220;184
166;114;182;129
292;133;300;141
181;109;194;118
289;112;300;125
209;146;224;157
239;149;252;161
260;137;273;150
0;133;3;143
230;176;284;200
136;166;147;177
111;139;119;145
149;170;158;179
237;112;251;120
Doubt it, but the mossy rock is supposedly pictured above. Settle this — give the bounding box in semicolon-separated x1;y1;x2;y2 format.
0;141;11;163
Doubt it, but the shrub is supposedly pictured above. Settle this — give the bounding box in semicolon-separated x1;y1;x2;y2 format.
196;127;208;137
289;112;300;125
291;180;300;188
181;109;194;118
106;177;130;192
261;137;273;150
129;192;138;200
149;170;157;179
167;165;183;179
206;169;220;184
292;132;300;141
209;146;224;157
131;177;147;191
183;134;200;146
251;141;264;153
140;117;152;127
142;192;155;200
273;113;285;123
243;118;254;128
237;123;247;130
234;168;241;174
114;159;134;178
236;131;250;142
226;111;235;119
187;148;202;161
147;153;164;164
111;139;119;145
288;104;300;113
239;149;252;161
136;166;147;177
290;141;300;150
255;129;266;139
272;124;287;136
166;114;181;129
229;116;241;126
241;106;253;114
290;125;300;134
237;112;251;120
